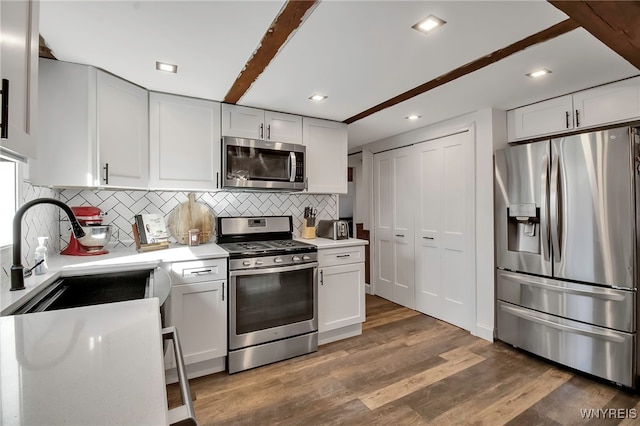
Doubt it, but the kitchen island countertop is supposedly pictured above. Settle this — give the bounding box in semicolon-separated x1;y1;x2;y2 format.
0;298;168;425
296;237;369;248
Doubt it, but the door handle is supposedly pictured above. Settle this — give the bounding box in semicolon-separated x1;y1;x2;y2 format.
1;79;8;139
550;152;561;262
289;152;296;182
540;154;550;261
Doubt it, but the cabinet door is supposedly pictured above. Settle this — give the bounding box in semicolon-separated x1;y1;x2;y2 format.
97;71;149;188
573;77;640;129
168;280;227;367
265;111;302;144
302;117;348;194
319;263;365;332
221;104;264;139
149;92;221;190
512;95;573;140
0;0;39;159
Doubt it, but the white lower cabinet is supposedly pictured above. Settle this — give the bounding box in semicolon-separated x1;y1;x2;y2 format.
164;258;227;381
318;245;366;344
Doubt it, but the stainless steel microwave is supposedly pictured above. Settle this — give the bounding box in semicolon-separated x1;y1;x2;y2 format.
222;137;306;191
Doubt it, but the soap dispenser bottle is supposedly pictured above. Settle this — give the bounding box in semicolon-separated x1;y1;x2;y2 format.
34;237;48;275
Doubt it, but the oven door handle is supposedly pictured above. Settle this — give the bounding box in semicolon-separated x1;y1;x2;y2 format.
230;262;318;277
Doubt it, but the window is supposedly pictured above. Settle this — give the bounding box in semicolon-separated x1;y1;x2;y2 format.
0;159;18;247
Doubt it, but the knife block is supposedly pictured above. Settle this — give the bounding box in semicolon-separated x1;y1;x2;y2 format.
301;218;316;239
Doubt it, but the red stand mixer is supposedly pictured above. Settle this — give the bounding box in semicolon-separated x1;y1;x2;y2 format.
61;206;112;256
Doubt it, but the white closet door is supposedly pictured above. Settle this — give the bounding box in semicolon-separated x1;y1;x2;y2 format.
392;147;415;309
373;146;415;307
415;131;474;331
374;151;393;301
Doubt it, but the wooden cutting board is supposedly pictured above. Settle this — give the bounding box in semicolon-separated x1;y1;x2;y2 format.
167;193;215;244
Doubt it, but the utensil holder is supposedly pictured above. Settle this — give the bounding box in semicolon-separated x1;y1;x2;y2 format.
301;217;316;239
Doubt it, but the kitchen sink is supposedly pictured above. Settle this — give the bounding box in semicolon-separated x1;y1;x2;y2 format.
10;270;153;315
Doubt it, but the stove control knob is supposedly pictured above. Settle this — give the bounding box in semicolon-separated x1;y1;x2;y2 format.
255;259;264;266
302;255;311;261
243;260;251;267
292;256;301;262
274;257;283;263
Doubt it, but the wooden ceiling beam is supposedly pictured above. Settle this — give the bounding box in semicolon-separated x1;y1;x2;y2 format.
39;34;56;59
344;18;579;125
224;0;318;104
548;1;640;70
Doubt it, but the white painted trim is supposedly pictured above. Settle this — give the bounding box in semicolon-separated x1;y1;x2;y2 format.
473;323;495;342
319;323;362;345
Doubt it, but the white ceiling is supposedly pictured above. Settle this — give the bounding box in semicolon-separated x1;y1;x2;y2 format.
39;1;639;150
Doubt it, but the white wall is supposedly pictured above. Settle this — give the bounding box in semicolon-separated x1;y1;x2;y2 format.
356;108;506;341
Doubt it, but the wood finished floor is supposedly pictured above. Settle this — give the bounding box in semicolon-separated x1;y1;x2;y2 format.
167;295;640;425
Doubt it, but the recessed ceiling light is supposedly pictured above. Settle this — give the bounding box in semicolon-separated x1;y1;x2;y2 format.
309;94;327;101
156;61;178;73
412;15;446;34
406;115;421;120
527;69;551;78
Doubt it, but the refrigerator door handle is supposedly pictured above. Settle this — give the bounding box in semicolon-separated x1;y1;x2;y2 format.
550;152;561;261
540;154;550;261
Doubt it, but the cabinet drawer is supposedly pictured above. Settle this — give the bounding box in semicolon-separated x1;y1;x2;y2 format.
167;258;227;283
318;246;365;267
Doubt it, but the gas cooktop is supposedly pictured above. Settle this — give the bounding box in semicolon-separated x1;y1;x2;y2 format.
218;239;316;257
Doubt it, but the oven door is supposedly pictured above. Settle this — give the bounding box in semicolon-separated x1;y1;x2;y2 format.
222;137;306;191
229;262;318;350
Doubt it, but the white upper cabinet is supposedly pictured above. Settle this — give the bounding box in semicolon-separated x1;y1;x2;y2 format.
573;77;640;129
149;92;221;190
508;77;640;141
31;59;148;189
96;71;148;188
222;104;302;144
264;110;302;144
302;117;348;194
0;0;39;159
509;95;574;140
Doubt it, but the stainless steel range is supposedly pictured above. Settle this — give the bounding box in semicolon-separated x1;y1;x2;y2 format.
216;216;318;374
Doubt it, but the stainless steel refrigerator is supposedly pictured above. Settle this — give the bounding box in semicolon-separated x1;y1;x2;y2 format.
495;125;640;388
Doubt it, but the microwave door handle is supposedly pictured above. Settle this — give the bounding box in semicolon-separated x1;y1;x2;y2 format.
289;152;296;182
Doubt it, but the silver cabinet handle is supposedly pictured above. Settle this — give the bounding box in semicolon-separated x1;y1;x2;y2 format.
267;124;271;140
222;283;225;301
260;123;264;139
189;269;213;275
163;326;196;425
565;111;570;128
575;109;580;127
103;163;109;184
320;269;324;285
336;254;350;258
422;236;434;240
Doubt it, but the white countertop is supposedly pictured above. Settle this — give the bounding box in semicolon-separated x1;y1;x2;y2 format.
297;237;369;248
0;298;168;425
1;243;229;314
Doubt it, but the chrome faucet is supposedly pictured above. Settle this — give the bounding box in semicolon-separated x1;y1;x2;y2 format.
11;198;85;291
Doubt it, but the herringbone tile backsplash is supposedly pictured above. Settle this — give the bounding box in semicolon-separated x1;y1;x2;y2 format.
59;190;338;248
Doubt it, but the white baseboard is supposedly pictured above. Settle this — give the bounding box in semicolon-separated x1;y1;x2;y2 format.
165;357;226;384
473;323;494;342
365;283;372;294
319;323;362;345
